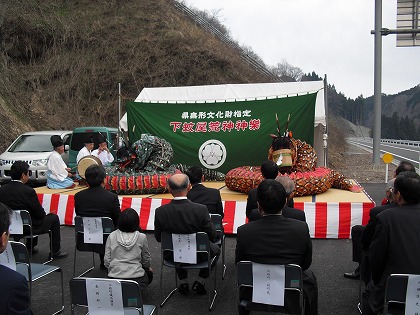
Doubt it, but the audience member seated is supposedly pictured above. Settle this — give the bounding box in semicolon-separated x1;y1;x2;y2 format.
236;179;318;315
248;175;306;222
344;179;395;281
362;171;420;315
104;208;153;290
245;160;279;220
92;134;114;166
0;161;68;259
0;202;31;315
186;166;224;218
154;174;220;295
345;160;416;279
74;164;121;269
46;135;75;189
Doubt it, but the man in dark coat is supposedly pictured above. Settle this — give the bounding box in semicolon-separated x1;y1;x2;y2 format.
245;160;279;219
154;173;220;295
74;164;121;268
0;202;31;315
362;172;420;315
0;161;68;259
248;175;305;222
186;166;224;218
236;179;318;315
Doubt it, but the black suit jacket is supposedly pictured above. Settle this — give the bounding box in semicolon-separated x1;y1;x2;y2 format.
249;206;306;222
0;265;31;315
245;188;258;219
187;184;224;218
235;214;312;268
368;203;420;312
74;186;121;227
0;181;46;227
360;203;395;250
154;198;216;243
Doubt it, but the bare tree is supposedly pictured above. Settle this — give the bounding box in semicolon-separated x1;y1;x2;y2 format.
271;60;303;82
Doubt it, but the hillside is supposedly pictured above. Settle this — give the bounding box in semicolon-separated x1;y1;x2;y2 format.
0;0;275;151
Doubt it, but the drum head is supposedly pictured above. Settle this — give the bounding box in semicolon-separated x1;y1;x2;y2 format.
77;155;102;179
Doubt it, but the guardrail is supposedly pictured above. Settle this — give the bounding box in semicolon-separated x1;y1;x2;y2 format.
173;0;282;82
381;139;420;147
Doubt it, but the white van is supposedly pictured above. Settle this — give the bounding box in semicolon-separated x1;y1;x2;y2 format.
0;130;72;186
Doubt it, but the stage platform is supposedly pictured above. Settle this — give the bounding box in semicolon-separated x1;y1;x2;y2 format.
34;181;374;238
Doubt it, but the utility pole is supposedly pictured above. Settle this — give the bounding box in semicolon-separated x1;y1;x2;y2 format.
373;0;382;167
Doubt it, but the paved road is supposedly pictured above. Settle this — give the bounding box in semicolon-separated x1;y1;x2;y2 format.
348;137;420;170
28;183;386;315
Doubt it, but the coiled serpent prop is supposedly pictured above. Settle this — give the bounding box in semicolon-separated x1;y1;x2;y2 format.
225;117;363;196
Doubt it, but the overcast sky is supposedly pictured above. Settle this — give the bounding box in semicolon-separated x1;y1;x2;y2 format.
182;0;419;99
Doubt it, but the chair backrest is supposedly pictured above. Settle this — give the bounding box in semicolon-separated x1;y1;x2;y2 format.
384;274;410;315
210;214;224;238
69;277;145;311
161;231;210;261
237;261;303;314
74;216;114;253
9;240;30;265
10;210;32;238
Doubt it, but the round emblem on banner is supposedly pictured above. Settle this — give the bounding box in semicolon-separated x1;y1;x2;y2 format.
198;139;227;169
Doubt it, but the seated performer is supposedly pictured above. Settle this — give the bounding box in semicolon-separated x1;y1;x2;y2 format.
186;166;224;218
92;134;114;166
46;135;75;189
76;135;94;163
105;208;153;289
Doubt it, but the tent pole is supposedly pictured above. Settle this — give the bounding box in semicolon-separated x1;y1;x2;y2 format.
323;75;328;167
118;82;121;150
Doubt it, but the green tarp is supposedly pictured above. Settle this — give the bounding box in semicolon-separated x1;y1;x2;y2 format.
127;93;317;173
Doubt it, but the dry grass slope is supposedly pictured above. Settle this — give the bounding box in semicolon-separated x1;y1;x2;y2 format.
0;0;273;151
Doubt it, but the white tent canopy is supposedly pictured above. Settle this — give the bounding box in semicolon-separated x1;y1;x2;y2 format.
121;81;325;130
120;81;327;166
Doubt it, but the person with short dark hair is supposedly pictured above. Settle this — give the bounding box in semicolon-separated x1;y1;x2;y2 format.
154;173;220;296
0;161;68;259
104;208;153;289
186;166;223;218
362;172;420;315
47;135;75;189
236;179;318;315
394;160;415;176
92;134;114;166
74;164;121;269
245;160;279;219
0;202;31;315
248;175;306;222
76;135;94;163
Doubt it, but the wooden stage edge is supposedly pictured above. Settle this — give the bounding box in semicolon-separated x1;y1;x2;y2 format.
34;181;375;239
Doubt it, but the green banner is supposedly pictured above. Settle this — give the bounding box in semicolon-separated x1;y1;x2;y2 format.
127;93;317;173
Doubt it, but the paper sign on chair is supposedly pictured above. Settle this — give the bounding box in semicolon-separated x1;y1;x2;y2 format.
252;263;285;306
172;233;197;264
83;217;103;244
9;211;23;235
86;278;124;315
0;242;16;271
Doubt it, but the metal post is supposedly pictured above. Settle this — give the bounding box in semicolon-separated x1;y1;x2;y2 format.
373;0;382;167
323;74;328;167
118;83;121;150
